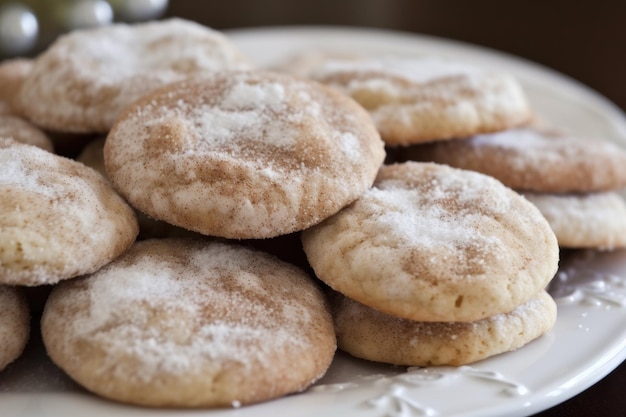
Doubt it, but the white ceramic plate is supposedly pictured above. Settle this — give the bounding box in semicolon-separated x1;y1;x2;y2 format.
3;26;626;417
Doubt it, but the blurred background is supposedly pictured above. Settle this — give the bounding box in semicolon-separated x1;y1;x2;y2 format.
0;0;625;113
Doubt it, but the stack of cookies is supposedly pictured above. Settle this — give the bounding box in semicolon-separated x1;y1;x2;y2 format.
301;161;558;366
281;55;560;365
0;18;576;408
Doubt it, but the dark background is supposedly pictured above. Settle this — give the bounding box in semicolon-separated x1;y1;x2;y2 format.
166;0;626;114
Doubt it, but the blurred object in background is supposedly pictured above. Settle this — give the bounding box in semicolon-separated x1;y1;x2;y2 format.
65;0;113;29
0;0;169;58
0;3;38;55
110;0;168;21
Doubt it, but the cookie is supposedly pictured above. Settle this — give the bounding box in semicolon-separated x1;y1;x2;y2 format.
104;70;385;239
0;286;30;372
76;137;107;175
0;138;138;286
309;57;531;145
0;115;54;152
401;126;626;192
523;191;626;249
18;18;251;133
0;58;32;116
332;290;556;366
271;50;363;77
76;137;200;240
302;162;559;322
41;238;336;408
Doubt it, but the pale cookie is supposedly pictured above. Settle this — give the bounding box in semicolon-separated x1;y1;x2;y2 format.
523;192;626;249
332;290;556;366
309;57;531;145
18;18;251;133
401;126;626;192
104;70;385;239
0;58;32;116
41;238;336;408
0;138;138;286
302;162;559;322
0;115;54;152
0;286;30;372
77;137;200;240
270;50;363;77
76;137;107;175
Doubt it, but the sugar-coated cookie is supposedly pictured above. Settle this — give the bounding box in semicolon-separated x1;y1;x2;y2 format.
18;18;251;133
309;57;531;145
0;285;30;372
77;137;200;240
401;126;626;192
41;238;336;408
0;138;138;286
0;58;32;116
524;191;626;249
105;70;385;239
270;50;363;77
0;115;53;152
302;162;559;322
76;137;107;176
332;290;556;366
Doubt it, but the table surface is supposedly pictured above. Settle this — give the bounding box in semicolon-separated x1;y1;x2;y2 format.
536;362;624;416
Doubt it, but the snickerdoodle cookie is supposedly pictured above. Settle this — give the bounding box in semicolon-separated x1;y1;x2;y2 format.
271;50;363;77
302;162;558;322
332;290;556;366
41;238;336;408
77;137;200;240
0;115;53;152
523;191;626;249
0;285;29;372
0;58;32;116
18;18;251;133
309;57;531;145
0;138;138;286
104;70;385;239
76;137;107;176
401;126;626;192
